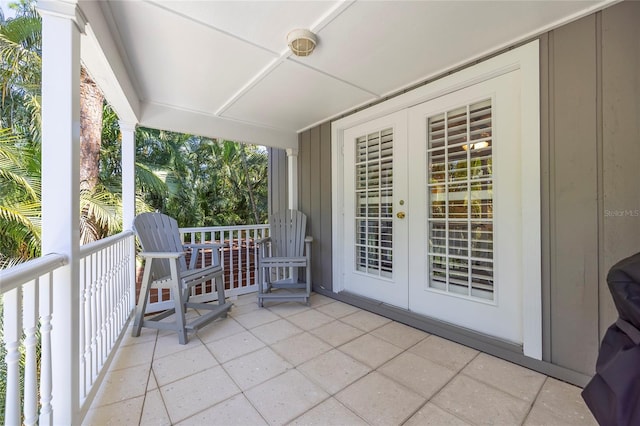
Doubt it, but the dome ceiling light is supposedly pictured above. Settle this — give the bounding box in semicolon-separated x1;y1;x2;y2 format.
287;29;317;57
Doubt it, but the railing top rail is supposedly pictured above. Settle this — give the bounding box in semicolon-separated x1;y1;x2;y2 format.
0;253;68;294
180;224;269;233
79;230;135;258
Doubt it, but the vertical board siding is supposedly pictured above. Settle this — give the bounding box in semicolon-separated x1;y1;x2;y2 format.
543;1;640;375
319;122;333;291
539;32;553;363
299;131;312;284
299;131;312;215
600;1;640;338
309;126;322;288
295;126;333;291
268;148;287;218
269;0;640;377
547;14;600;374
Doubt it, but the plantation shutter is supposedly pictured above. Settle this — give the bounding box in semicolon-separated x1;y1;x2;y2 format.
355;128;394;278
427;99;494;300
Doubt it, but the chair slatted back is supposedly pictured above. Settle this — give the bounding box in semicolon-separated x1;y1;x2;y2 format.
270;210;307;257
133;213;188;278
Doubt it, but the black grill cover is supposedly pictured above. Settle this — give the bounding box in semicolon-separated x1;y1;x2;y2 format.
582;252;640;425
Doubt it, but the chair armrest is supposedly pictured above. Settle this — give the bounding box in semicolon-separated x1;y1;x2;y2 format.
305;236;313;259
256;237;271;246
139;251;185;259
183;243;228;269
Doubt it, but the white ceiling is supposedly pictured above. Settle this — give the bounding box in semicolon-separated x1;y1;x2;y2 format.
77;0;615;149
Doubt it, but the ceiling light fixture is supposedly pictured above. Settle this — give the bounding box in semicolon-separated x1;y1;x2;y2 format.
287;29;317;57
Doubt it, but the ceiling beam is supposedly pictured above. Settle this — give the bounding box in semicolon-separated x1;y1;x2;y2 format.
140;101;298;150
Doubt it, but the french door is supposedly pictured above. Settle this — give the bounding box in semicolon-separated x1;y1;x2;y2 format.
343;111;409;309
342;71;524;343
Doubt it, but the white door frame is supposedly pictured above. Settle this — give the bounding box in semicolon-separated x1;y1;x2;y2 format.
331;41;541;359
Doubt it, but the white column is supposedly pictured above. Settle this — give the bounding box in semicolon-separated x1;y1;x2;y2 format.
118;121;137;311
119;122;136;230
285;148;299;281
286;148;298;210
38;2;86;424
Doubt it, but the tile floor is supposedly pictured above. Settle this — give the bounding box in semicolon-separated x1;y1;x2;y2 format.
83;293;597;426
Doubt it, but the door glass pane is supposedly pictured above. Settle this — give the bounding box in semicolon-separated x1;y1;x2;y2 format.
427;100;494;300
355;128;393;278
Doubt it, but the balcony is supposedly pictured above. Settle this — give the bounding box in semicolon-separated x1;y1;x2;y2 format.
2;225;595;425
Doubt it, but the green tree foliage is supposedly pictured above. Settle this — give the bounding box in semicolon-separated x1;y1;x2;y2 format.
133;127;268;227
0;2;42;264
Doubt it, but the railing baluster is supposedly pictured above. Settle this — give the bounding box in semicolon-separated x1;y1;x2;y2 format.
237;229;243;289
252;227;258;289
90;252;98;383
98;249;106;370
3;286;22;425
244;229;250;288
81;257;91;398
227;230;233;291
23;279;39;426
107;246;113;360
198;231;205;296
39;272;53;425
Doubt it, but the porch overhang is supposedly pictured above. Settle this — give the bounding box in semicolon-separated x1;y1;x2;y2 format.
63;0;620;149
75;0;298;149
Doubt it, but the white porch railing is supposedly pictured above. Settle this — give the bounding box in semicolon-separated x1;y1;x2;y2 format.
0;224;266;424
78;231;136;407
145;224;269;313
0;231;136;425
1;253;67;426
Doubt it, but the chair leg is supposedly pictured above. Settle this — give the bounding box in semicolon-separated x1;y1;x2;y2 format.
172;281;188;345
264;266;272;293
257;262;264;307
306;262;312;296
168;260;188;344
132;260;153;337
215;275;228;316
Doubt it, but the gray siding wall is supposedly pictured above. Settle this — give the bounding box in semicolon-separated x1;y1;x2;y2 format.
297;123;333;291
270;0;640;377
541;1;640;375
267;147;287;218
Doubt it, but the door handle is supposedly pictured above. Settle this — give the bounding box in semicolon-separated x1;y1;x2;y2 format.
397;211;406;219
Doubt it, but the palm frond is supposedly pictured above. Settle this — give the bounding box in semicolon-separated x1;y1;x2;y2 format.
0;254;26;270
0;201;41;258
135;162;168;196
79;187;122;243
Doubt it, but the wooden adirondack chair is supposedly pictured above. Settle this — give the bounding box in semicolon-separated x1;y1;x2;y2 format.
257;209;313;306
132;212;232;344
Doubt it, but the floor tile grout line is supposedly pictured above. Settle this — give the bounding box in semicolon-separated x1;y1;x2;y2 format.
285;394;368;426
419;351;483;426
139;369;172;425
403;334;477;371
457;368;545;409
520;375;550;425
308;323;366;347
137;331;161;425
152;343;226;389
191;321;274;424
